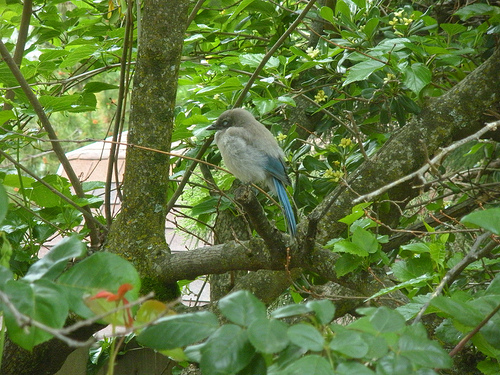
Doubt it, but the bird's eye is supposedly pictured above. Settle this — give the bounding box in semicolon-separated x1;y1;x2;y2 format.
222;120;229;127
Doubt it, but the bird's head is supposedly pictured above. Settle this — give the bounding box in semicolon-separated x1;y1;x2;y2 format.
206;108;255;131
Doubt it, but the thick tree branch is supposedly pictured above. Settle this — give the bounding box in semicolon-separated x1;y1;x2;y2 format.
307;46;500;244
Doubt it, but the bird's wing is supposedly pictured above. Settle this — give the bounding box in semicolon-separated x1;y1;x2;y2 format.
264;154;291;186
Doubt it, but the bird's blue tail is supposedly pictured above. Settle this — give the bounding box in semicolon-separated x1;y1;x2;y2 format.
273;177;297;237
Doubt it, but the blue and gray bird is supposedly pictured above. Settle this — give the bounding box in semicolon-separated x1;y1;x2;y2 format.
207;108;297;236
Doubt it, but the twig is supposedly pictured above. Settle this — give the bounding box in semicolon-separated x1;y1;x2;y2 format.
353;120;500;204
0;290;156;348
449;302;500;357
412;232;497;324
105;0;134;227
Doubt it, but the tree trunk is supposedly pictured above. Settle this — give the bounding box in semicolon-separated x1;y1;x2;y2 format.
105;0;189;301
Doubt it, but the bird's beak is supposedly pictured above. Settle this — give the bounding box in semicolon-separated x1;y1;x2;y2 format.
206;123;218;131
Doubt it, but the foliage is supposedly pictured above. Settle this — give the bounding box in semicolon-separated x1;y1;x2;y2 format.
0;0;500;374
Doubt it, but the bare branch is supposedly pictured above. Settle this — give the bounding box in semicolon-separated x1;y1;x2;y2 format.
353;120;500;204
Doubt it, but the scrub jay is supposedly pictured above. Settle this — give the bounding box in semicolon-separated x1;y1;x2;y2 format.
207;108;297;236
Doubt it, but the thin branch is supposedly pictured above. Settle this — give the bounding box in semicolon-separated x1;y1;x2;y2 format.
105;0;134;227
449;302;500;357
412;232;498;324
186;0;205;26
0;40;101;248
0;149;107;232
233;0;317;108
2;0;32;112
353;120;500;204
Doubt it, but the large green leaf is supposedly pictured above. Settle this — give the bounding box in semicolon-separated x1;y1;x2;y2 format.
137;311;219;350
0;184;7;225
287;323;325;352
57;252;141;319
343;59;385;86
402;63;432;95
3;279;69;350
330;327;369;358
369;307;406;333
247;318;289;353
218;290;267;327
280;355;333;375
398;325;452;369
461;208;500;235
306;299;336;325
23;236;86;282
200;324;255;375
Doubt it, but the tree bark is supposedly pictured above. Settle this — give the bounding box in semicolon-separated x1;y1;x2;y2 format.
105;0;189;301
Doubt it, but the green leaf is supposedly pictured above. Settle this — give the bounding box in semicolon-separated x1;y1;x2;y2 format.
376;353;413;374
0;265;13;287
83;82;119;93
336;361;375;375
343;59;385;86
398;325;452;369
320;6;335;24
366;274;434;301
461;208;500;235
271;303;312;319
306;299;336;324
59;44;99;69
281;355;333;375
391;257;434;282
137;311;219;350
0;110;15;125
23;236;86;282
440;23;467;36
58;252;141;319
277;95;296;107
3;279;69;350
252;97;276;115
369;307;406;333
218;290;267;327
0;184;7;225
240;53;280;69
196;77;243;96
225;0;256;24
330;327;369;358
339;202;371;225
303;155;327;172
335;253;363;277
403;63;432;95
200;324;255;375
352;227;378;254
430;296;484;326
247;318;289;353
454;4;499;21
333;239;368;257
287;323;325;351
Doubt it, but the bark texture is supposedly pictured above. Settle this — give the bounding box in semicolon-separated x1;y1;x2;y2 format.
105;0;189;301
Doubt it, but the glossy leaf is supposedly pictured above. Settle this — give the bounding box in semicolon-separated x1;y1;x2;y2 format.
218;290;267;327
461;208;500;235
23;236;86;282
58;252;141;319
137;311;219;350
330;327;369;358
287;324;325;352
3;279;69;350
200;325;255;375
247;318;289;353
